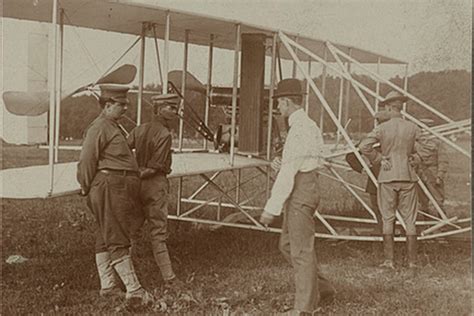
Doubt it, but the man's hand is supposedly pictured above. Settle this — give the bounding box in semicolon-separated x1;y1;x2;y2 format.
435;177;443;185
409;153;421;167
380;157;392;171
79;188;88;196
139;167;157;179
271;157;282;172
260;211;276;227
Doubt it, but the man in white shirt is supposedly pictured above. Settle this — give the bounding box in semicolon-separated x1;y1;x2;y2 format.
260;78;334;314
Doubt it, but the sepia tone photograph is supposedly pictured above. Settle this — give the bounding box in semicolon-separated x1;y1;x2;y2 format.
1;0;471;314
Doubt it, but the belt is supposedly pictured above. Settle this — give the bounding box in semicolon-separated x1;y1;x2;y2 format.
100;169;139;177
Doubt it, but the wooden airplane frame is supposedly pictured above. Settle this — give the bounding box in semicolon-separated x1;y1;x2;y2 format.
2;0;471;241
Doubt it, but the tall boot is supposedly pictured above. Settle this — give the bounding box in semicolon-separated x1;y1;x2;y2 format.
380;234;395;269
112;255;154;306
152;241;175;281
95;252;123;297
406;235;417;277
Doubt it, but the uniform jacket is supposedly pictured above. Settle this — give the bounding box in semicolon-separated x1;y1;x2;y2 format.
77;113;138;194
414;137;448;179
127;116;173;175
360;113;421;183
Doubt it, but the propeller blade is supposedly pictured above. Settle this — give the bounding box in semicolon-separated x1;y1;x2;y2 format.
97;64;137;85
72;64;137;96
2;91;50;116
3;65;137;117
168;70;206;94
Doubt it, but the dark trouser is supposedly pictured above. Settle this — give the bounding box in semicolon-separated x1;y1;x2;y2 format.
87;172;141;262
139;174;175;281
378;181;418;236
416;168;445;215
279;170;332;313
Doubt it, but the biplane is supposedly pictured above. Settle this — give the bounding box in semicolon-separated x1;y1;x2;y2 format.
1;0;471;242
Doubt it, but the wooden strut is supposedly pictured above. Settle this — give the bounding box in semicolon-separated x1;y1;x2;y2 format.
283;37;470;157
48;0;59;196
152;25;163;89
279;31;407;231
282;33;472;238
327;42;455;124
188;171;221;200
290;39;466;232
328;43;472;147
136;22;146;126
166;215;471;241
178;30;189;151
54;8;65;164
327;166;378;221
204;34;214;150
324;45;454;227
198;173;264;228
421;216;458;236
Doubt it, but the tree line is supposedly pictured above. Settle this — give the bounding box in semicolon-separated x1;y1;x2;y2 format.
59;70;471;139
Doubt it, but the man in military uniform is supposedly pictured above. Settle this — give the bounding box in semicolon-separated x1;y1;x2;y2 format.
259;79;335;315
360;91;421;272
127;94;181;287
345;111;393;235
413;118;448;216
77;84;153;305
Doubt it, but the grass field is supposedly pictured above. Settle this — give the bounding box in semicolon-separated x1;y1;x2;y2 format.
1;141;472;314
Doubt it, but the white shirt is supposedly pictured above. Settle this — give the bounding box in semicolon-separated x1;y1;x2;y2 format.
264;109;325;216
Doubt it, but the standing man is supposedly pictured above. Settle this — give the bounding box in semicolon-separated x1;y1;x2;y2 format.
77;84;153;305
260;79;335;315
413;119;448;216
360;90;421;272
128;94;181;287
345;111;393;235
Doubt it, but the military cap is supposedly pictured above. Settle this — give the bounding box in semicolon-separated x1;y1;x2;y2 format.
379;90;408;106
99;84;130;104
273;78;306;99
151;93;180;106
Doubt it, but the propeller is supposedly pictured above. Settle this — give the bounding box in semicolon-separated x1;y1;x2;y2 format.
2;64;137;116
168;70;207;94
2;91;50;116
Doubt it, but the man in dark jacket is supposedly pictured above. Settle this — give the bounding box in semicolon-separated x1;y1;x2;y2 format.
128;94;181;286
77;84;153;305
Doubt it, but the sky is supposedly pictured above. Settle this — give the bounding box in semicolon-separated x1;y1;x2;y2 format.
1;0;472;142
2;0;471;91
148;0;471;72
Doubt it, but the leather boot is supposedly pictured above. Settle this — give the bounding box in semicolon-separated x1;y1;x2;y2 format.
406;235;417;277
95;252;123;297
112;255;154;306
380;234;395;269
151;241;175;281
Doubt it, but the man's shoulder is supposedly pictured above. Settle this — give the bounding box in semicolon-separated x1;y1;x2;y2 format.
133;122;150;132
152;121;171;134
85;116;108;135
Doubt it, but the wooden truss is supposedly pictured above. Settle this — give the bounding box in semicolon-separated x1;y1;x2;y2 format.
168;30;471;242
33;1;469;241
